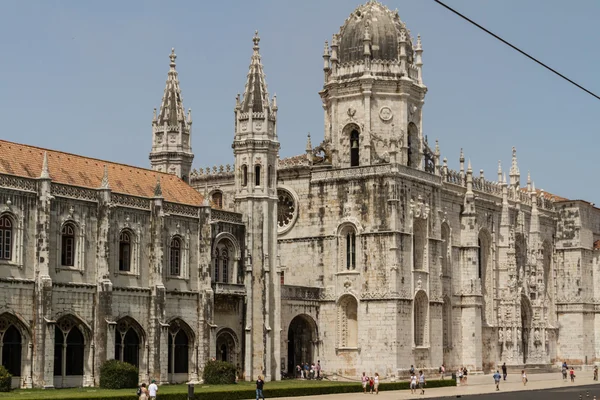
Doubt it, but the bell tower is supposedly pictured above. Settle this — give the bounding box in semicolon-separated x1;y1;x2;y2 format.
232;31;281;381
319;2;427;169
149;48;194;183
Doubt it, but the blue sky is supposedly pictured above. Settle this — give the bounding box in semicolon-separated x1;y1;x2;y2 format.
2;0;599;201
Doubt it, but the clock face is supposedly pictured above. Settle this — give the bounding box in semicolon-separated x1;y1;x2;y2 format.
277;189;296;231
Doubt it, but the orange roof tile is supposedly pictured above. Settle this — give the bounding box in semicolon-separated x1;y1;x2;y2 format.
521;187;569;202
0;140;203;206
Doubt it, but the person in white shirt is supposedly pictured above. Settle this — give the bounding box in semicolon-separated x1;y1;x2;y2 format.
148;379;158;399
374;373;380;394
410;373;417;394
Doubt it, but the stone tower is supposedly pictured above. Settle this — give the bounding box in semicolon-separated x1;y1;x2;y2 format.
149;48;194;183
232;31;281;381
319;1;427;169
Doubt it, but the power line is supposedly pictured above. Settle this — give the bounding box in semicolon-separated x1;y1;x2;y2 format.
433;0;600;101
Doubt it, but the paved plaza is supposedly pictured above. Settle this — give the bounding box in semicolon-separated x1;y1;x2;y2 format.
267;372;600;399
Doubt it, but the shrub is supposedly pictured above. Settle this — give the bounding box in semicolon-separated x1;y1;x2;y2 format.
99;359;139;389
0;365;11;392
202;360;237;384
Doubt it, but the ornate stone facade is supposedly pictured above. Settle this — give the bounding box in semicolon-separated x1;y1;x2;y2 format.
2;1;600;390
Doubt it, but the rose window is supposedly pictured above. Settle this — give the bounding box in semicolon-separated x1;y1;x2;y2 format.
277;189;296;231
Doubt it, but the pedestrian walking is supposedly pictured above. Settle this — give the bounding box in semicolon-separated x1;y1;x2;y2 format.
439;364;445;380
374;373;379;394
148;379;158;400
521;370;528;386
138;383;149;400
410;372;417;394
501;362;507;381
256;375;265;400
594;365;598;381
361;372;368;394
316;360;322;379
562;364;568;380
369;376;374;394
493;370;501;391
570;367;575;383
418;370;426;395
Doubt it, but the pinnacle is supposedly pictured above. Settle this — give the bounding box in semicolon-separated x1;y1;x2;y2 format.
156;48;188;127
240;30;271;113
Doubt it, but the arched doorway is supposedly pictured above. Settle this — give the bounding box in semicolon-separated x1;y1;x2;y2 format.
1;325;21;377
521;295;532;364
54;317;86;388
287;314;317;377
216;329;238;365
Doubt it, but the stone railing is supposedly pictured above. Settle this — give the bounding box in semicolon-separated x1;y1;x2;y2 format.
213;282;246;296
163;202;199;218
51;184;98;202
190;164;234;180
0;174;37;192
209;209;243;224
281;285;322;301
395;164;442;185
311;164;392;183
473;177;502;195
111;193;151;210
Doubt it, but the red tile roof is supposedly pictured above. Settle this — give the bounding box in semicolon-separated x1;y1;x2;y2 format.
0;140;203;206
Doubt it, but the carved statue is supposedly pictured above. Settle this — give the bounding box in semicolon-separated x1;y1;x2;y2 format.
534;329;541;344
517;328;521;342
506;328;512;342
498;329;504;343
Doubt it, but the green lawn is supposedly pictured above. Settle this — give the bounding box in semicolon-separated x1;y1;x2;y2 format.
0;380;353;399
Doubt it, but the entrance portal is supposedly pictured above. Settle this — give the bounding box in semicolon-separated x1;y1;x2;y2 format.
287;315;317;377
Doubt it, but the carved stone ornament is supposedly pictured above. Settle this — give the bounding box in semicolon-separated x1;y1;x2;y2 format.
379;106;393;121
255;121;262;131
241;121;248;132
410;195;430;219
347;108;356;119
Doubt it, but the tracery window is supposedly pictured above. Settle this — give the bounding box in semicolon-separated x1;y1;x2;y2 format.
413;221;426;270
61;223;76;267
168;321;190;374
213;240;234;283
277;189;296;231
54;318;84;377
414;291;429;347
114;319;140;367
170;237;181;276
407;122;420;168
0;216;12;261
119;231;132;272
0;319;21;376
346;231;356;270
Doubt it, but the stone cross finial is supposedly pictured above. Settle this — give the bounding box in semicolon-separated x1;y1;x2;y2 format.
40;151;50;179
169;48;177;66
306;133;312;151
253;30;260;49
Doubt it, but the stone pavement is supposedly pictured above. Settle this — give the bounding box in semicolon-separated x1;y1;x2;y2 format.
267;371;600;399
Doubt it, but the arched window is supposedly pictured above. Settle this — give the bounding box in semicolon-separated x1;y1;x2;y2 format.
441;223;451;276
54;321;84;377
339;224;357;271
216;329;238;366
255;165;261;186
413;221;426;270
338;295;358;348
0;216;12;261
241;165;248;187
170;237;181;276
407;122;419;168
478;230;492;323
213;240;234;283
61;223;76;266
350;130;360;167
114;320;140;368
168;321;190;375
414;291;429;347
119;231;131;272
211;192;223;209
1;324;21;376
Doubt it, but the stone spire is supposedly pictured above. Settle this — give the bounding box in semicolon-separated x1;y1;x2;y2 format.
415;34;423;84
150;48;194;182
306;133;312;152
157;48;188;126
40;151;50;179
509;147;520;188
240;31;271;113
497;160;502;183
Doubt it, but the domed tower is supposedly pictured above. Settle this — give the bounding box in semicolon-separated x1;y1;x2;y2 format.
319;1;426;169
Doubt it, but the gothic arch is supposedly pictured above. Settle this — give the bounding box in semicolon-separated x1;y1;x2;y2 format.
520;295;533;364
336;222;359;271
0;312;32;381
212;232;241;260
114;316;145;368
515;233;527;280
337;294;358;348
54;313;92;388
413;219;426;270
414;290;429;347
168;318;195;380
216;328;239;367
286;314;318;375
212;233;241;284
342;123;361;167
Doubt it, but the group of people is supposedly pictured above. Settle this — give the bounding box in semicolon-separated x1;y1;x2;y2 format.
295;360;322;380
407;366;426;395
361;372;380;394
137;379;158;400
